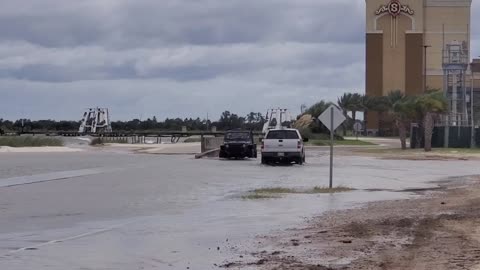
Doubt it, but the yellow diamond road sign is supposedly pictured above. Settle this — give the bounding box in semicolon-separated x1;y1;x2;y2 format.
318;105;346;132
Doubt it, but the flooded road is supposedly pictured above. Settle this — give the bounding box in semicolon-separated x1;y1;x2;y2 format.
1;148;480;269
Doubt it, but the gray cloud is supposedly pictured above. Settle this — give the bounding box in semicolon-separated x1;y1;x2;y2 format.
0;0;478;120
0;78;355;121
0;41;363;82
0;0;365;48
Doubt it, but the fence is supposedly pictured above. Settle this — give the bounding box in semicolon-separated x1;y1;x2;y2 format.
411;126;479;148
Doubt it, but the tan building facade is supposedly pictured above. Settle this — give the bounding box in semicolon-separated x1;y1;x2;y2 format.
365;0;473;131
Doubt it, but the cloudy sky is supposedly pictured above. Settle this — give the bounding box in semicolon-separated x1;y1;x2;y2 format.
0;0;479;120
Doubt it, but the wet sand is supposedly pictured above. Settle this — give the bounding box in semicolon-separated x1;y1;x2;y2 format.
226;176;480;269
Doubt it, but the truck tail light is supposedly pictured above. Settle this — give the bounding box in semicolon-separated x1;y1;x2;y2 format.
261;141;265;150
297;140;301;149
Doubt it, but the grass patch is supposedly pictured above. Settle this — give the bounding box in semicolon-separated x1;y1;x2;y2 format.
90;138;104;146
298;129;344;141
310;186;355;193
0;136;63;147
355;148;409;154
242;186;355;199
433;148;480;154
241;193;281;200
309;139;376;146
357;147;480;155
252;187;297;194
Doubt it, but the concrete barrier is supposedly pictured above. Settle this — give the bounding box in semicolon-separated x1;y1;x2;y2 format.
201;137;224;152
194;149;220;159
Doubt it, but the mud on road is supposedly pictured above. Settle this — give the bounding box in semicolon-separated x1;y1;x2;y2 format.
224;176;480;270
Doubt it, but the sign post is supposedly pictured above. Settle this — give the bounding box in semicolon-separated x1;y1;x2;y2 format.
353;122;363;141
329;107;334;188
318;105;346;189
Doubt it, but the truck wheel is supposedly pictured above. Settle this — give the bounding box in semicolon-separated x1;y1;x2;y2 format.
297;157;303;165
261;157;267;164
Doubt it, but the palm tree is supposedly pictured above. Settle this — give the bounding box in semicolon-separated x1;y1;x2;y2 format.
415;90;448;152
383;90;405;135
412;101;425;149
369;96;391;136
348;93;364;123
392;96;417;150
304;100;333;135
364;91;405;137
337;93;351;116
305;100;332;118
361;95;376;135
386;90;405;145
338;93;353;136
387;90;404;106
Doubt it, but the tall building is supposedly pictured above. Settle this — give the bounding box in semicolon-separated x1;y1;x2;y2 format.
365;0;476;132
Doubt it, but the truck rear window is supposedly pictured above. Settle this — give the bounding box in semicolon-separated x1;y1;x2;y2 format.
225;132;250;141
266;130;299;139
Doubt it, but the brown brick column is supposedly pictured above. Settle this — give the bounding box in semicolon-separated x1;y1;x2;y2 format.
405;33;424;96
366;33;383;130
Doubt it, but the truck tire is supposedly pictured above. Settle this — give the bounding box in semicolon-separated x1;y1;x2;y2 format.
261;156;267;164
297;157;303;165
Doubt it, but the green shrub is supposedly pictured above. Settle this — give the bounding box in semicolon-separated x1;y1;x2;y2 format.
309;139;375;146
89;138;104;146
0;136;63;147
299;128;343;141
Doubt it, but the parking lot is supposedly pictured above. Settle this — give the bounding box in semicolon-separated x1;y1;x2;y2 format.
1;144;480;269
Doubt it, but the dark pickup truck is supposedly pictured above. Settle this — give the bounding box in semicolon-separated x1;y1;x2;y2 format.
219;130;257;159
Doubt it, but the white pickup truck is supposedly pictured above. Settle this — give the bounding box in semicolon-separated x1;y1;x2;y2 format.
261;128;308;165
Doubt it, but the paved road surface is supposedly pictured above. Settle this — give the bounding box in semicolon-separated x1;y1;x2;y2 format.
1;147;479;269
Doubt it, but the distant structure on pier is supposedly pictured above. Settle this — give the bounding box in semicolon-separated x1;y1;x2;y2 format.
262;108;293;133
78;108;112;134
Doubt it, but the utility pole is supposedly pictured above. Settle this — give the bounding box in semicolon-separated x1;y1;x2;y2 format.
423;45;432;92
206;112;209;131
329;107;334;189
300;104;307;114
471;65;475;148
471;58;480;148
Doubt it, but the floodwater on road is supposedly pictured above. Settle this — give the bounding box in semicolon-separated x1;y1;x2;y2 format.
1;148;479;269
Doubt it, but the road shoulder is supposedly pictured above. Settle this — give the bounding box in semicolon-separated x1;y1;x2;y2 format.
224;175;480;269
